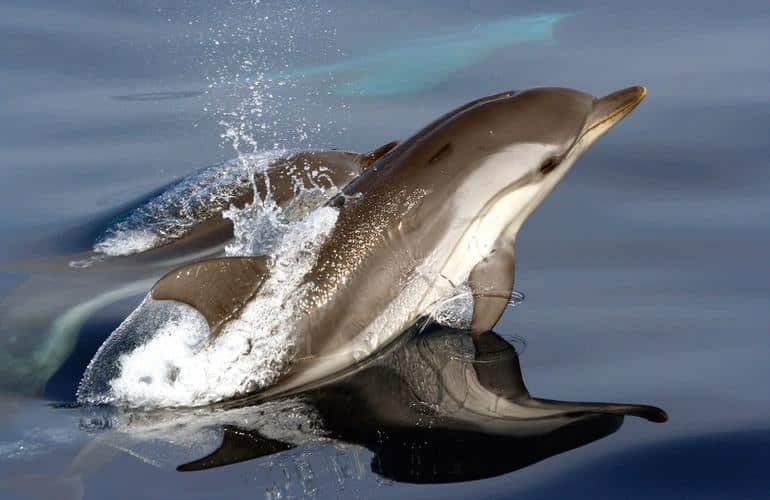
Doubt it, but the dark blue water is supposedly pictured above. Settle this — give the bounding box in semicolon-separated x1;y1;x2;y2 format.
1;1;769;498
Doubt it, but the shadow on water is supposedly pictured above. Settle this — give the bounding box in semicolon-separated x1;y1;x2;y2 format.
70;325;664;486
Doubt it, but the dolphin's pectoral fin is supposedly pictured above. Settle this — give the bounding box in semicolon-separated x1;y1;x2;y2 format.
177;426;294;472
468;242;516;334
150;256;270;338
358;140;400;169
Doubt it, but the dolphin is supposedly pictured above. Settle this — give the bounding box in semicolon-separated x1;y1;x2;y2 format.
92;141;400;259
84;85;647;405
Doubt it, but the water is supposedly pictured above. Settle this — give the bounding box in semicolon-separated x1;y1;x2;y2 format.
2;0;770;498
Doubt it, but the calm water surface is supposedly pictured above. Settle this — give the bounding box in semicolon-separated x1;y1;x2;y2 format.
1;1;769;498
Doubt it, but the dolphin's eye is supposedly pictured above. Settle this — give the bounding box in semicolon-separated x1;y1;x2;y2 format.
539;157;559;175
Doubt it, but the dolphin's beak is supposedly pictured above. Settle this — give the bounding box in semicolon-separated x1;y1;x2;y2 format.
583;86;647;137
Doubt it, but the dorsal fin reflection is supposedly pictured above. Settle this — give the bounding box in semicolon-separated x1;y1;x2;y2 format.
176;425;294;472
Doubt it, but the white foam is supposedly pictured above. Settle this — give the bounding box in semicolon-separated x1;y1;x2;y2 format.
79;195;339;407
430;285;525;330
94;229;162;256
430;284;475;329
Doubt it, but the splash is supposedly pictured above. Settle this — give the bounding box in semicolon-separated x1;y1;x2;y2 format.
78;195;339;407
93;152;281;257
94;3;342;259
199;1;342;156
430;284;525;330
280;13;572;96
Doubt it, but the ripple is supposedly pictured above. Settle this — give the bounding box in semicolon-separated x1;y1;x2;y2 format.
111;91;203;102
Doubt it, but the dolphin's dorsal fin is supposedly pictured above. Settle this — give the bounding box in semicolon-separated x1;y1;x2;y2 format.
468;241;516;334
177;426;294;472
358;140;399;169
150;256;269;338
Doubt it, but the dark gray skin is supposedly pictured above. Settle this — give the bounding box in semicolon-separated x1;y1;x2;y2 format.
150;86;648;401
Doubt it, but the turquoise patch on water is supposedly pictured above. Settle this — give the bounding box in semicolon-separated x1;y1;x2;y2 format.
279;13;573;96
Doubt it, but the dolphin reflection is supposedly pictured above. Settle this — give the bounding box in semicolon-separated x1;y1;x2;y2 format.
160;326;666;483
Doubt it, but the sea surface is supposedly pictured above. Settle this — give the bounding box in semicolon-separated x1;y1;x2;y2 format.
1;1;770;498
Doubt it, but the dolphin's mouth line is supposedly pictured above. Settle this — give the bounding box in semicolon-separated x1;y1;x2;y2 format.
581;86;647;140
